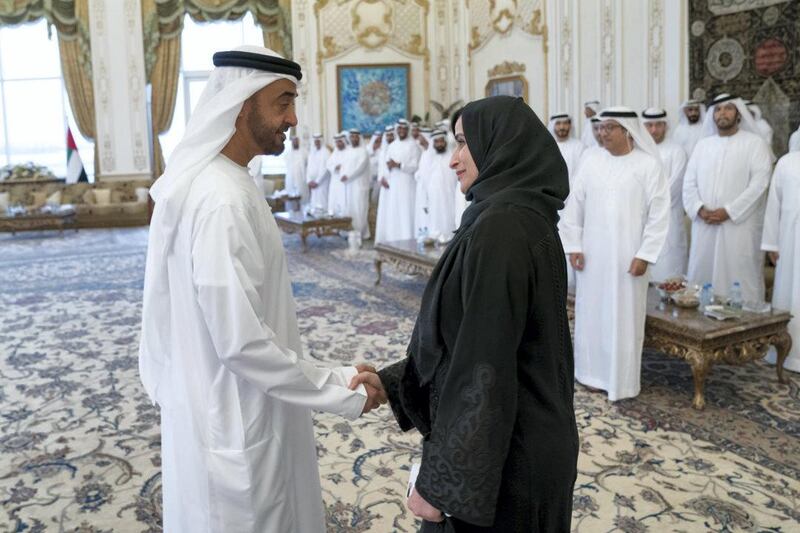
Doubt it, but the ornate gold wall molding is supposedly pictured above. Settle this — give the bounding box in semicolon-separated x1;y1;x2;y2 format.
468;0;546;54
314;0;430;73
487;60;526;78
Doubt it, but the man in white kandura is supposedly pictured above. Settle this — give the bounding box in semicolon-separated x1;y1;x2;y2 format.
548;112;584;179
340;129;371;241
561;107;669;401
366;130;382;202
761;149;800;373
286;135;308;204
789;125;800;152
139;46;384;533
550;112;584;290
414;127;434;237
326;132;348;215
642;107;689;282
305;133;330;211
420;130;458;239
374;119;421;243
683;93;773;303
581;100;601;148
746;100;774;148
671;99;705;158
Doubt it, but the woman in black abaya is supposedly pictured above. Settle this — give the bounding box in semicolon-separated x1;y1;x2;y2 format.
352;96;579;532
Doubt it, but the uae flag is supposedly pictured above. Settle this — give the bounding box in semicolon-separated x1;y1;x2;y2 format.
66;128;88;183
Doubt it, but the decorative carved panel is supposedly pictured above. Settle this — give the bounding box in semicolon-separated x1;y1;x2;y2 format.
468;0;546;54
315;0;430;71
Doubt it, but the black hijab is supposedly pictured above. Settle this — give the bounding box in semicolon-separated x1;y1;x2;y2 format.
408;96;569;386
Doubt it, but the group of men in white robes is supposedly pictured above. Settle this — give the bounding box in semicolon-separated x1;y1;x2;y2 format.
559;92;800;401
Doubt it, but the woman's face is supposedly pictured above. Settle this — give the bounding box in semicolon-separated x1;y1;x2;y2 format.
450;117;479;194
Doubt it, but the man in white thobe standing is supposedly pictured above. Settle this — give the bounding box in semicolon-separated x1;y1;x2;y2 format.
286;135;308;204
548;112;584;181
672;99;705;158
421;130;458;239
746;100;774;148
642;107;689;282
375;119;420;243
761;150;800;373
561;107;670;401
306;133;330;211
366;130;382;202
326;132;348;215
789;125;800;152
414;128;434;236
683;93;773;303
581;100;601;148
139;46;384;533
340;129;371;240
549;112;584;290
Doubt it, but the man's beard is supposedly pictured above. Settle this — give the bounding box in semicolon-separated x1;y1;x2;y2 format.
248;103;285;155
434;145;447;154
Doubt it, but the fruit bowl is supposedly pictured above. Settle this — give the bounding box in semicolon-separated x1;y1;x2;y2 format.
672;288;700;308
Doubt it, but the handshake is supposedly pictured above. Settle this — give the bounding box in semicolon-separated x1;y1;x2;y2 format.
350;363;387;414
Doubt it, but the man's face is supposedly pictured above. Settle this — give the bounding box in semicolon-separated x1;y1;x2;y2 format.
433;138;447;153
335;139;345;150
386;132;395;144
684;105;701;124
349;133;361;147
584;107;597;119
291;137;300;150
411;127;420;139
599;120;630;153
644;121;668;144
314;138;322;149
713;103;739;132
397;125;409;140
242;79;298;156
554;119;571;140
592;122;604;145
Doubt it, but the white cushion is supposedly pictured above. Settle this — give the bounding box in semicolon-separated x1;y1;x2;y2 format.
93;188;112;205
135;187;149;203
46;190;62;205
0;192;8;210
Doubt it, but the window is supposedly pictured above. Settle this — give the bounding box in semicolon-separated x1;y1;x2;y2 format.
0;19;95;179
159;13;288;175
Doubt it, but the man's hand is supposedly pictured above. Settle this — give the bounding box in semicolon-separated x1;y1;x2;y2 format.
700;206;729;225
387;159;400;170
569;253;585;271
381;178;390;189
628;258;648;276
350;365;386;414
341;175;348;182
408;488;444;523
768;251;779;265
308;181;318;190
418;137;429;150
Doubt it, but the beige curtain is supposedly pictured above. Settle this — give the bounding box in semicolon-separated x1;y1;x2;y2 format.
56;1;98;172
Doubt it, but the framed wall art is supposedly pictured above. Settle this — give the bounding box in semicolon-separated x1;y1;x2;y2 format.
337;63;410;132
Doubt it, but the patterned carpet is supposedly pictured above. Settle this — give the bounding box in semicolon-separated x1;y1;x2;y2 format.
0;227;798;533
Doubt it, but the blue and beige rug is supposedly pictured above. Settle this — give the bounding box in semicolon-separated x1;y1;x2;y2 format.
0;228;798;532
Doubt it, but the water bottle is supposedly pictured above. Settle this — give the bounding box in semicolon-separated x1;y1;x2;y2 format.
416;228;426;250
729;282;743;310
700;283;712;309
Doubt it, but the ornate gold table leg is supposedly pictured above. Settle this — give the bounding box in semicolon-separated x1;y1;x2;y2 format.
688;351;712;410
374;259;383;286
772;331;793;385
300;229;308;252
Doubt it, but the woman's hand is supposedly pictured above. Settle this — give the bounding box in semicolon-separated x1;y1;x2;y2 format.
408;488;444;523
350;365;387;414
